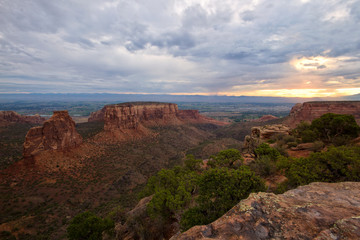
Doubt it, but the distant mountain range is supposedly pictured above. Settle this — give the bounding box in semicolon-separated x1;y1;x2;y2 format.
0;93;359;103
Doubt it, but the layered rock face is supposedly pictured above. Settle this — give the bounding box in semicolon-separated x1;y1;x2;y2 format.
23;111;82;159
103;102;180;132
0;111;45;125
89;102;228;140
285;101;360;128
172;182;360;240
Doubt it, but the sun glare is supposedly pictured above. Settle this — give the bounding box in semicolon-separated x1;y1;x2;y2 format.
291;56;330;71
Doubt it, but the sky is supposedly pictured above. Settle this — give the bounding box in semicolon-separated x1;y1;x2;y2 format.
0;0;360;98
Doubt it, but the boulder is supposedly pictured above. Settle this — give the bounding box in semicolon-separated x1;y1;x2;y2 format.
172;182;360;240
243;124;290;155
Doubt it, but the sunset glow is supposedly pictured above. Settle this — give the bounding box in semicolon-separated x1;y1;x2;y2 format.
0;0;359;98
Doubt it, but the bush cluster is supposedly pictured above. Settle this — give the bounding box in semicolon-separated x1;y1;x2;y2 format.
141;150;264;231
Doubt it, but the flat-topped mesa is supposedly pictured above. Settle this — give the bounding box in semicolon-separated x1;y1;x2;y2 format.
103;102;180;132
23;111;82;159
285;101;360;128
89;102;229;140
0;110;45;125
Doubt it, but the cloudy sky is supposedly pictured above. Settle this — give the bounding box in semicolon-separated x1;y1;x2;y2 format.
0;0;360;97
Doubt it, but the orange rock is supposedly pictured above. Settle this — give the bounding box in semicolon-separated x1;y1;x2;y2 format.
172;182;360;240
285;101;360;128
89;102;228;141
23;111;82;159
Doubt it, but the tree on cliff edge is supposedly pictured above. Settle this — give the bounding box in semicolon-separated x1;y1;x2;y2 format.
311;113;359;145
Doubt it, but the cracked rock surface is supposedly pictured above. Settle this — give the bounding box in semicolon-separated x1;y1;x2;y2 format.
172;182;360;240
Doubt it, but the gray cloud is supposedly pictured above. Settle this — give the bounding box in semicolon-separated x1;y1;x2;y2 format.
0;0;359;96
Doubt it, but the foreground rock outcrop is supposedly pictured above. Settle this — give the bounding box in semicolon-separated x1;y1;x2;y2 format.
90;102;228;140
172;182;360;240
23;111;82;159
0;111;45;125
285;101;360;128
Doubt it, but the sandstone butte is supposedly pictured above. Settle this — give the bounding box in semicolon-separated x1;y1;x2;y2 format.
284;101;360;128
0;110;45;125
171;182;360;240
23;110;82;160
89;102;228;140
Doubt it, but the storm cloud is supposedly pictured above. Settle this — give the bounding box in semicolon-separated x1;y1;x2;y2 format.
0;0;359;97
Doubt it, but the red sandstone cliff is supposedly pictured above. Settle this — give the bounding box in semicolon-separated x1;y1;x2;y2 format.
172;182;360;240
90;102;228;140
285;101;360;128
0;111;45;125
23;111;82;159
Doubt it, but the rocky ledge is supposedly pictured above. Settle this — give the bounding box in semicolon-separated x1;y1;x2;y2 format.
285;101;360;128
172;182;360;240
23;111;82;159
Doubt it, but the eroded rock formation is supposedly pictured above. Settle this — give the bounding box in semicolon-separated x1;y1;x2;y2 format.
285;101;360;128
23;111;82;159
0;111;45;125
243;124;290;154
89;102;228;140
172;182;360;240
104;102;180;132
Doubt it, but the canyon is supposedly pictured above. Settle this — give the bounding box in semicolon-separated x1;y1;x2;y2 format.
1;100;360;239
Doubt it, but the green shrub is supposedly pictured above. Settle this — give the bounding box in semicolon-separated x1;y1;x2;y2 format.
141;168;198;219
180;166;265;231
255;143;280;160
311;113;359;144
207;149;243;168
300;129;318;143
287;142;298;148
67;211;114;240
284;146;360;187
184;154;203;172
251;155;277;177
309;141;324;152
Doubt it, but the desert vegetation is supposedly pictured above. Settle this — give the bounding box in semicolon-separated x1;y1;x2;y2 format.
1;106;360;239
